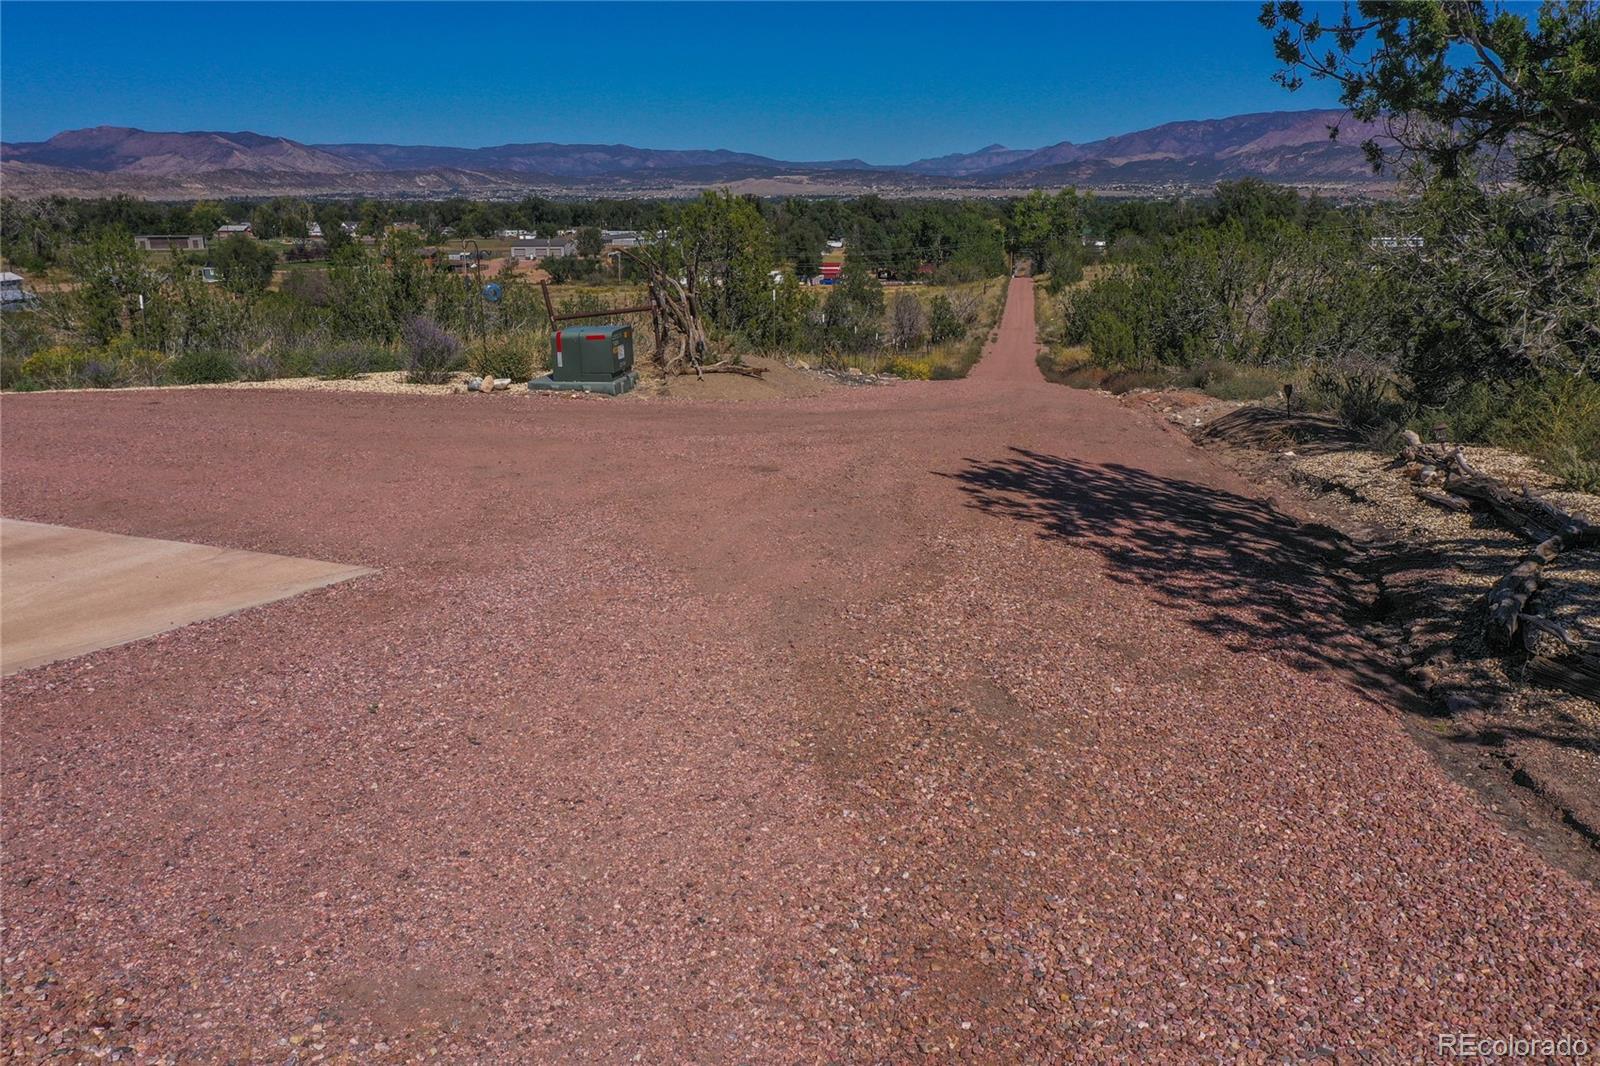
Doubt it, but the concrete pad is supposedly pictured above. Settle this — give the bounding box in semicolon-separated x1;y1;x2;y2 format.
1;519;372;676
527;370;639;396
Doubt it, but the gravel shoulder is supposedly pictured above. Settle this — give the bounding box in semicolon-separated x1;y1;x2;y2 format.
3;280;1597;1061
153;354;846;402
1135;388;1600;872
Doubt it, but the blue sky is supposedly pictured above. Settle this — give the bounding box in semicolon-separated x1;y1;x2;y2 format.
1;2;1351;163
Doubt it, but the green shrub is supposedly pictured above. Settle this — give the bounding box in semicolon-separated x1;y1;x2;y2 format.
238;350;283;381
1545;446;1600;493
0;347;27;390
928;295;965;344
1427;381;1503;442
1;313;52;388
104;338;166;386
311;346;373;380
167;350;238;385
1424;374;1600;489
1101;369;1167;394
1490;374;1600;490
18;345;92;389
1315;370;1404;428
1084;310;1137;367
1195;361;1286;401
466;334;538;381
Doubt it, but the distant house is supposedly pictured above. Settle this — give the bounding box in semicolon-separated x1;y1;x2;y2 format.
307;222;323;239
215;223;252;239
0;271;40;311
496;228;536;240
340;221;359;235
826;238;845;250
135;234;207;252
510;238;577;261
820;263;843;280
602;229;644;248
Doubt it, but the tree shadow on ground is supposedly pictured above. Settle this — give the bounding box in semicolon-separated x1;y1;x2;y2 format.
945;446;1417;702
1194;405;1366;457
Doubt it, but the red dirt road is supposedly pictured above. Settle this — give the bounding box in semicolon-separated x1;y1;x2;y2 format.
3;278;1597;1061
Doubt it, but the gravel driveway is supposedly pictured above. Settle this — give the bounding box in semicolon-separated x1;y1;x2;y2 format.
3;278;1596;1061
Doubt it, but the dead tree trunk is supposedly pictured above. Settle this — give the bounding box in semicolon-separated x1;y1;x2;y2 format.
622;249;765;379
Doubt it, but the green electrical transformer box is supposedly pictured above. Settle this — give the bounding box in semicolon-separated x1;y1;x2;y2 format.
553;324;633;382
531;323;638;395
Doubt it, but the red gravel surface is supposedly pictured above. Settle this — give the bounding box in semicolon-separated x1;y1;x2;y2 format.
3;278;1597;1062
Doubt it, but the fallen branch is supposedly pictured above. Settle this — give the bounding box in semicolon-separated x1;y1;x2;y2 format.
1486;519;1600;648
692;360;767;379
1399;430;1565;542
1413;487;1473;512
1517;613;1583;652
1399;430;1599;651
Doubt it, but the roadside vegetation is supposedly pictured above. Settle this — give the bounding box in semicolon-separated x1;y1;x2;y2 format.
1038;3;1599;490
1;193;1012;391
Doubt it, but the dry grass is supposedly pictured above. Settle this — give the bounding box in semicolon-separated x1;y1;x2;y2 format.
833;276;1008;380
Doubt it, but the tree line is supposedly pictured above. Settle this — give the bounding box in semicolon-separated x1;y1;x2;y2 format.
2;193;1010;280
0;190;1019;389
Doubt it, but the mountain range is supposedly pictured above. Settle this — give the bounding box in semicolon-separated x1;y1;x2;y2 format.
1;109;1392;198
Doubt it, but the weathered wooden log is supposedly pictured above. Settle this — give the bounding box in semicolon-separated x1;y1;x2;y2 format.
1526;653;1600;704
694;360;768;378
1400;431;1578;542
1485;520;1600;648
1400;430;1599;650
1413;488;1474;512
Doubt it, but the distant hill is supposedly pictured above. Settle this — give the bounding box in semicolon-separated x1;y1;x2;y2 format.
0;110;1392;197
311;141;846;178
2;126;360;176
905;110;1389;180
903;144;1038;177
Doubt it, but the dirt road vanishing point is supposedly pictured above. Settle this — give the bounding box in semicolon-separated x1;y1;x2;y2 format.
3;278;1596;1061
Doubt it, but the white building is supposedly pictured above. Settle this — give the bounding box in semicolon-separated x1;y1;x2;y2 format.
510;238;578;260
0;270;40;311
135;234;207;252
